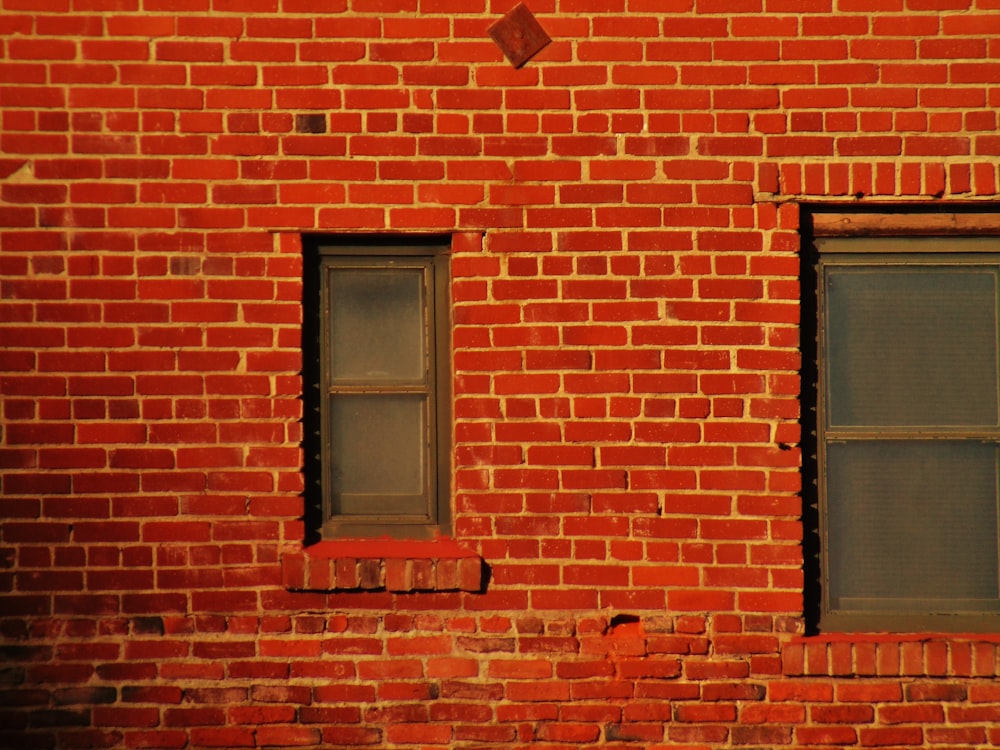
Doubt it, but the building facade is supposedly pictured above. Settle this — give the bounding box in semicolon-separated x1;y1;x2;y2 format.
3;0;1000;747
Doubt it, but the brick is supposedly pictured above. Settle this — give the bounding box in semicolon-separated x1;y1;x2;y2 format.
905;681;967;702
859;727;923;746
797;726;858;745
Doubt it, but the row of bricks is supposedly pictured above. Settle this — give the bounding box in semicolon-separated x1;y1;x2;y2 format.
282;552;485;593
0;207;827;232
1;468;798;493
0;206;982;234
0;394;795;419
0;441;797;466
0;274;783;296
4;31;999;59
0;612;794;636
0;161;994;217
13;616;1000;677
0;290;799;312
5;61;1000;90
783;639;1000;678
0;165;994;208
0;355;796;380
0;371;792;393
5;7;997;31
6;110;998;139
86;540;779;571
4;132;1000;158
9;653;1000;695
3;0;995;17
5;18;999;43
2;723;994;750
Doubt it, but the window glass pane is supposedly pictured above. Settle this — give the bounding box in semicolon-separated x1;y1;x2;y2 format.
825;266;998;427
329;394;427;516
826;440;1000;611
329;267;426;382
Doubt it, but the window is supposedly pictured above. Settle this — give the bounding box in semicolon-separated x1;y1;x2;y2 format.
304;237;451;540
814;223;1000;631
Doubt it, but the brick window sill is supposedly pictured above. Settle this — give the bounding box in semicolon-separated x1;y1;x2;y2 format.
281;539;485;593
782;633;1000;678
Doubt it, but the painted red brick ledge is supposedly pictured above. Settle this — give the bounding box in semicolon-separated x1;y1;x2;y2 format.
783;634;1000;678
281;539;485;593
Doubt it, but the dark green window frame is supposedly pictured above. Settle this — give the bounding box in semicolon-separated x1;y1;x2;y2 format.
306;237;451;540
815;230;1000;632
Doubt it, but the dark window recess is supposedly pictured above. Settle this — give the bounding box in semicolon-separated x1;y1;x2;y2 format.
303;237;451;541
813;232;1000;632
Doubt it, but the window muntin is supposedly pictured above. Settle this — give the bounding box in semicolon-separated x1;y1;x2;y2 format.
314;241;450;539
817;237;1000;631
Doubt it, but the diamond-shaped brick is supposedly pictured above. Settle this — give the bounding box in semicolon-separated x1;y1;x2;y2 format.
488;3;551;68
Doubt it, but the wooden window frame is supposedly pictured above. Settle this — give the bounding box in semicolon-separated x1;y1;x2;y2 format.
304;236;451;541
806;206;1000;633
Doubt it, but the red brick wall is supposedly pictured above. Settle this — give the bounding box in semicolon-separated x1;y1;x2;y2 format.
2;0;1000;747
